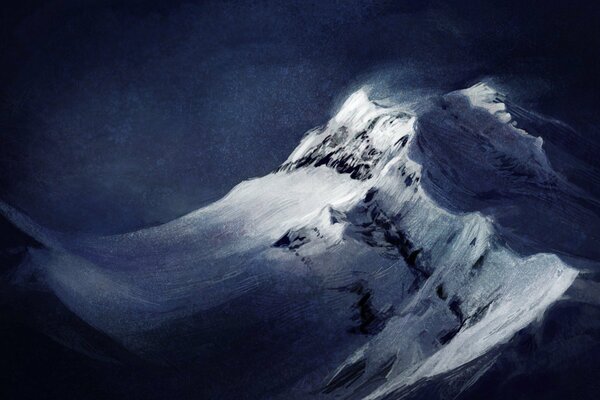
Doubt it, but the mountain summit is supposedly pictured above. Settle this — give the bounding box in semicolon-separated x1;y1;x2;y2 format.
1;83;591;399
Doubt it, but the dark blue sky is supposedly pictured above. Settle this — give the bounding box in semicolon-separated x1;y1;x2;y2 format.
1;0;599;233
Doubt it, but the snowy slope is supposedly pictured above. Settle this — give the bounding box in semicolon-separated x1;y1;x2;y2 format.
0;83;582;399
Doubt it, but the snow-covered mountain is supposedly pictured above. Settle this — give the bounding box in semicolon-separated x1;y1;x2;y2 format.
1;83;591;399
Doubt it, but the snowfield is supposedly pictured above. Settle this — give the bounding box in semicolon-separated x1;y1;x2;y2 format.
1;83;582;399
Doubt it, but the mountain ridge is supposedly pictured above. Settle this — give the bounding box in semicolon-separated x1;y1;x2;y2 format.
0;82;590;399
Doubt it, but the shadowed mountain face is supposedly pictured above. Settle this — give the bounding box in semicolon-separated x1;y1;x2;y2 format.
1;83;598;399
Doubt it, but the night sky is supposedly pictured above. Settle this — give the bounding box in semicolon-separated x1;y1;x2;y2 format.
1;0;600;234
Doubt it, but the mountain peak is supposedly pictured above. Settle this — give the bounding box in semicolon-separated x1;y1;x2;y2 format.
459;82;511;123
331;87;390;130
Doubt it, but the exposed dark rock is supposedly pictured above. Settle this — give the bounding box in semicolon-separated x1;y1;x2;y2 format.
363;188;379;203
449;297;465;323
404;173;415;187
395;135;409;148
272;230;310;250
438;296;467;345
436;284;448;300
322;358;367;394
466;299;494;327
472;252;487;270
332;280;392;335
346;201;432;290
439;326;462;345
406;249;422;267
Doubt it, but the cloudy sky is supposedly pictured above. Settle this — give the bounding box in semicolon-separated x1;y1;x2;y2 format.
1;0;599;233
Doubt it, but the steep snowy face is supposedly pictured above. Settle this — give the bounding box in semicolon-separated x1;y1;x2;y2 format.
278;89;415;180
2;83;581;399
281;84;559;201
269;84;578;398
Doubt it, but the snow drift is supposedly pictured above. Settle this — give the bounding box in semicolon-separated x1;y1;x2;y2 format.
1;83;586;399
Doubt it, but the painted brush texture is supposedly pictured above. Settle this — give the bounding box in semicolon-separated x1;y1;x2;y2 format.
2;83;594;399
